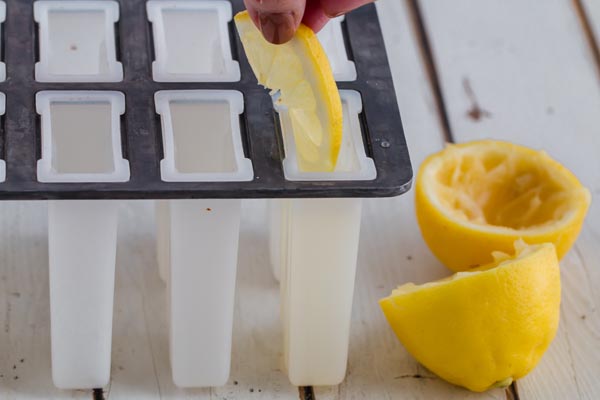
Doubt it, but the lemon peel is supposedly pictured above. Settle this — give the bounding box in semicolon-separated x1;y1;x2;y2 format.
380;241;561;392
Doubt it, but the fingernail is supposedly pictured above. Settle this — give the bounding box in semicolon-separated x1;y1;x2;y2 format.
258;12;296;44
327;10;345;18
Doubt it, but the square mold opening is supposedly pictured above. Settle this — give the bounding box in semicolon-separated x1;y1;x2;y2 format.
317;17;356;82
278;90;375;181
0;92;5;182
34;1;123;82
155;90;253;182
0;2;5;82
147;1;240;82
36;91;130;182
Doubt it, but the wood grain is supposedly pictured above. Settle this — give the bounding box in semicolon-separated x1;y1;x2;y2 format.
419;0;600;398
0;0;599;398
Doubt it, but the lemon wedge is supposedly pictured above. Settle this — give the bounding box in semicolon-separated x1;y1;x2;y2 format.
380;241;561;392
415;140;591;271
234;11;342;172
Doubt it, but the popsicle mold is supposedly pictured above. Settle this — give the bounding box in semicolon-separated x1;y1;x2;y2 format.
34;1;123;82
147;0;240;82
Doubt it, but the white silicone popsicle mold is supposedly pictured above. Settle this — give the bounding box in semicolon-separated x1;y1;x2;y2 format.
34;1;123;82
279;90;376;181
154;89;253;387
155;90;253;182
0;92;5;182
147;0;241;82
0;2;5;82
270;90;374;386
0;0;410;391
36;92;129;389
49;200;119;389
36;91;130;183
317;17;357;82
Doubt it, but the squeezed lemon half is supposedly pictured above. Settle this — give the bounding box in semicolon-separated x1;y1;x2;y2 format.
380;241;561;392
415;140;591;271
234;11;342;172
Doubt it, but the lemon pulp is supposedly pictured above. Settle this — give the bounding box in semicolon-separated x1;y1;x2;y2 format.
416;140;590;270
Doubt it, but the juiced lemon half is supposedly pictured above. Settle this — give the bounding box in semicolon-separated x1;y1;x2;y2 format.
380;241;561;392
235;11;342;172
416;140;591;271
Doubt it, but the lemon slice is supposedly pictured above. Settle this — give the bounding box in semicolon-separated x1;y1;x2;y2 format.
415;140;591;271
234;11;342;172
380;241;561;392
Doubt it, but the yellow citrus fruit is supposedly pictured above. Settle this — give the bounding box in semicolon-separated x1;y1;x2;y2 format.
234;11;342;172
379;241;561;392
416;140;591;271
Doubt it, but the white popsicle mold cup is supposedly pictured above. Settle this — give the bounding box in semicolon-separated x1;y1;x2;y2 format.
0;2;6;82
0;92;5;182
271;90;376;385
154;89;253;387
36;91;129;389
147;0;240;82
34;1;123;82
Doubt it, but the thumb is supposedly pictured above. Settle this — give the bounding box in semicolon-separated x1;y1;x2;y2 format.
243;0;306;44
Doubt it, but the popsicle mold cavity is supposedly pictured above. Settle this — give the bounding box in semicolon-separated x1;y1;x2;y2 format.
317;17;357;82
0;2;6;82
0;92;5;182
155;90;253;182
278;90;376;181
36;91;130;182
147;1;240;82
34;1;123;82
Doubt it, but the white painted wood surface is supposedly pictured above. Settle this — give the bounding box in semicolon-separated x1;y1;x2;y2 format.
581;0;600;50
420;0;600;399
0;0;598;399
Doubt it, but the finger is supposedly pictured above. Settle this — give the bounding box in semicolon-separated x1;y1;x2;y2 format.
319;0;374;18
302;1;329;33
243;0;306;44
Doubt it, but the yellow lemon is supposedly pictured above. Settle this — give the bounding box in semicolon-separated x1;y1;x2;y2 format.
416;140;590;271
234;11;342;172
379;241;561;392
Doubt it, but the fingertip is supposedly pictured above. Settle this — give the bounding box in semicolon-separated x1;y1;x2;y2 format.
258;12;298;44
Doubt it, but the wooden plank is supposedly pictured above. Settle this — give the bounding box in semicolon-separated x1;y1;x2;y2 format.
419;0;600;398
580;0;600;61
0;201;88;400
314;0;507;398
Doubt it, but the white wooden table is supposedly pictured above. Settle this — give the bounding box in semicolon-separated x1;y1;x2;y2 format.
0;0;598;398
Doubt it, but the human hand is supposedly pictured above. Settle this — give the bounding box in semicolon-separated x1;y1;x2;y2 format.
243;0;374;44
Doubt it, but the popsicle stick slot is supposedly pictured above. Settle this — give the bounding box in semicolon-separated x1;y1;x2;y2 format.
318;17;357;82
36;91;129;183
34;1;123;82
155;90;253;182
277;90;376;181
147;1;240;82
